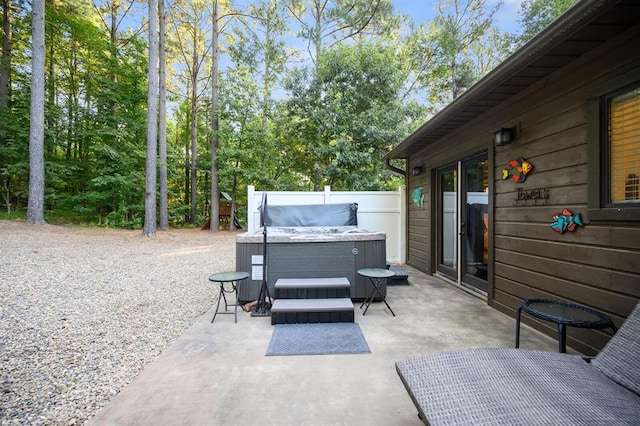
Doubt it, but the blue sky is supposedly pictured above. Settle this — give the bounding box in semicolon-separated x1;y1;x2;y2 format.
393;0;526;34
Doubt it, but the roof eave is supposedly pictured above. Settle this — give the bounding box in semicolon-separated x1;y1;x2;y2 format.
384;0;622;160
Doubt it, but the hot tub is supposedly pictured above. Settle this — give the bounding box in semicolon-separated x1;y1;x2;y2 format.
236;226;387;302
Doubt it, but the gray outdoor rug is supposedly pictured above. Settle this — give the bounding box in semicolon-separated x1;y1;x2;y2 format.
266;323;371;356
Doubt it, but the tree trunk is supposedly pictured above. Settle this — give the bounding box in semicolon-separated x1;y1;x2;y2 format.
184;109;190;221
260;11;271;173
0;0;10;112
0;0;12;213
159;0;168;229
143;0;159;236
26;0;45;225
209;0;219;233
189;38;198;224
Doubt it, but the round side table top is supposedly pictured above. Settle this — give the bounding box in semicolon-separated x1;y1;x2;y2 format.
357;268;395;279
521;299;614;328
209;271;250;283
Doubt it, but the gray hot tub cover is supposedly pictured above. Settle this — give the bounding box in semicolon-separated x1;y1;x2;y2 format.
260;203;358;227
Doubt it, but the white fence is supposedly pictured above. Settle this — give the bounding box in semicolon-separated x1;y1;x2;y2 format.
246;185;407;264
442;191;488;265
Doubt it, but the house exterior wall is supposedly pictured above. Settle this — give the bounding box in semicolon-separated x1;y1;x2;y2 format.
405;23;640;355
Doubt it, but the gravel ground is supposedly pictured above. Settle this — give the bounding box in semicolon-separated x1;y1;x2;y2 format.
0;220;237;425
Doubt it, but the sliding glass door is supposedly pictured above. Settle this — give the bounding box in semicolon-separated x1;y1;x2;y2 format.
437;165;458;279
437;153;489;294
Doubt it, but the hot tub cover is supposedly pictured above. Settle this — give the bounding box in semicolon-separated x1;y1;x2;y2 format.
260;203;358;227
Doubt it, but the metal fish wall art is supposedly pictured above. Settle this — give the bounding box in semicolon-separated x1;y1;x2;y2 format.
502;157;533;183
551;208;584;233
412;186;424;207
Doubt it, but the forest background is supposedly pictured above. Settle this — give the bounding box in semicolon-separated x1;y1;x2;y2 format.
0;0;576;231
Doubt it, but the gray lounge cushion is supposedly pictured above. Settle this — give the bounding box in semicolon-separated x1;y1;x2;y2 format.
396;348;640;425
396;302;640;426
592;302;640;395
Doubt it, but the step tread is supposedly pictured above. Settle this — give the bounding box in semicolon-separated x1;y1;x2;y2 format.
271;298;354;312
275;277;350;289
389;266;409;280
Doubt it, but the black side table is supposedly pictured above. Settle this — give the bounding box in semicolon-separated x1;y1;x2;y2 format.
515;299;617;353
357;268;396;316
209;271;250;323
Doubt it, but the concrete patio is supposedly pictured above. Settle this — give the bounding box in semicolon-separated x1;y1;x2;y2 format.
89;266;559;425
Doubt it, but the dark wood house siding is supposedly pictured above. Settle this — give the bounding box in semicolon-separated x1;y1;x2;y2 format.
407;166;431;273
403;22;640;355
406;130;494;276
491;27;640;354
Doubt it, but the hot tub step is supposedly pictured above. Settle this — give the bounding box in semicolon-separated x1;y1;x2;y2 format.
271;298;354;325
274;277;351;299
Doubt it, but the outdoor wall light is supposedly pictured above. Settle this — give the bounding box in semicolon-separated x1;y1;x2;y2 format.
493;127;514;146
411;166;423;176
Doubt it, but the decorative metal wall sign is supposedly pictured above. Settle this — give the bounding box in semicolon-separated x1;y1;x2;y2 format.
412;186;425;207
514;187;550;206
502;157;533;183
551;209;584;233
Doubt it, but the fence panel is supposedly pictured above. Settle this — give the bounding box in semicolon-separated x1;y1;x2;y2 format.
246;185;406;263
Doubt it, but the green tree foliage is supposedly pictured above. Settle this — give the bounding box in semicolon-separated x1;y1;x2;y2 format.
403;0;502;113
169;0;213;224
1;0;526;228
517;0;578;45
1;0;29;213
289;0;398;64
220;0;289;192
1;0;151;227
57;14;148;227
283;41;409;190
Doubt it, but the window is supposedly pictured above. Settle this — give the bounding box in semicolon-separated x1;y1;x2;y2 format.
607;85;640;204
588;76;640;221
